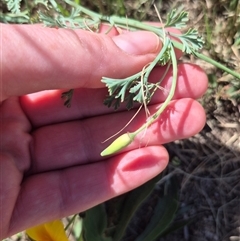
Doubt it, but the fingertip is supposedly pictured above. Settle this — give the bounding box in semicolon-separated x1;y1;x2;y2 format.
107;146;169;194
185;100;206;134
150;62;208;102
130;98;206;145
161;98;206;139
181;63;208;98
113;31;162;56
121;146;169;172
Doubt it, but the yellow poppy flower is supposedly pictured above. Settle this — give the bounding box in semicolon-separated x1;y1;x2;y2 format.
26;220;69;241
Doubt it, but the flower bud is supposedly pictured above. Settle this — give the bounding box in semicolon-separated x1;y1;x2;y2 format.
101;133;134;156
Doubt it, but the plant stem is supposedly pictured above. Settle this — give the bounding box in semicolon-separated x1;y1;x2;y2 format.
132;43;178;137
195;52;240;79
64;3;240;80
172;41;240;79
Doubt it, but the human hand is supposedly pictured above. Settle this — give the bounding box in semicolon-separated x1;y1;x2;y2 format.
0;23;207;239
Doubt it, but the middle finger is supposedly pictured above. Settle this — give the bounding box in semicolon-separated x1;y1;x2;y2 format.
21;63;207;127
28;97;205;174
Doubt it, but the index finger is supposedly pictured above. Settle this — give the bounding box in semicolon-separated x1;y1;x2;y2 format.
1;24;161;100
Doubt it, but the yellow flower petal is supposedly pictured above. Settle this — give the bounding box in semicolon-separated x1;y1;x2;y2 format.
26;220;69;241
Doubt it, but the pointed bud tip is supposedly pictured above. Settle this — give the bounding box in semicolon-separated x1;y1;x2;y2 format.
100;133;135;156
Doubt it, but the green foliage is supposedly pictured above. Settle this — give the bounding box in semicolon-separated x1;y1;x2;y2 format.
164;8;188;28
177;29;204;54
2;0;49;23
74;187;197;241
102;20;203;110
5;0;22;13
110;173;163;241
82;204;111;241
81;174;162;241
101;45;169;111
135;196;178;241
39;1;101;29
80;175;193;241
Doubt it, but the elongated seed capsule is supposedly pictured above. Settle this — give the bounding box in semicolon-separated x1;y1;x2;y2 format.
101;132;135;156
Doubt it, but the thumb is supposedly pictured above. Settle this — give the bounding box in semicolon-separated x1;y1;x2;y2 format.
2;24;161;100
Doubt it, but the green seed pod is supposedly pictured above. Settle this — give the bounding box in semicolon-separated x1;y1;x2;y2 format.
101;132;135;156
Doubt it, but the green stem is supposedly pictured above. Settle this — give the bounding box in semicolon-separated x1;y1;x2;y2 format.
64;3;240;79
132;43;178;137
64;214;77;231
112;18;240;79
195;51;240;79
172;41;240;79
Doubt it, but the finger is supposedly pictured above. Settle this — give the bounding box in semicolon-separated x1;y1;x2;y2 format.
2;24;160;100
98;24;121;36
150;63;208;102
9;146;168;237
21;63;208;127
28;98;205;173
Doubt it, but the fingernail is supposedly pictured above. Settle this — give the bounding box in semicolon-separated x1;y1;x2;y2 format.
113;31;161;55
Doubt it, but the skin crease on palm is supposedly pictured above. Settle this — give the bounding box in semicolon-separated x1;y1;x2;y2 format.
0;23;208;239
